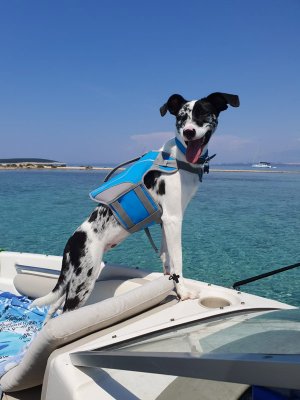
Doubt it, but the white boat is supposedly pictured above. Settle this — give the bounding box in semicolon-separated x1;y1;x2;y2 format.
1;251;300;399
252;162;272;168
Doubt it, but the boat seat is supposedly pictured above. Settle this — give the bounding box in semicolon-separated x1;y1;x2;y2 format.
0;276;174;393
13;263;150;299
14;273;149;304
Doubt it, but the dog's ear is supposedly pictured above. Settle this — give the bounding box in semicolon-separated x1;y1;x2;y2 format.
204;92;240;115
160;94;188;117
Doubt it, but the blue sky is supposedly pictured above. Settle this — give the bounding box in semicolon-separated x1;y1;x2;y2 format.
1;0;300;164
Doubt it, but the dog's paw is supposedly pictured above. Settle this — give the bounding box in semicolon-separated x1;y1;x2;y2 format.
176;283;199;301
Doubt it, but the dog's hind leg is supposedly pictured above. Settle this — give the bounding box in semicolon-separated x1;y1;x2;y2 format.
33;205;129;319
63;213;130;312
63;244;105;312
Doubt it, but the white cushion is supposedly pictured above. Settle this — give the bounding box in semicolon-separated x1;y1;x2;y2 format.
85;278;149;305
14;274;57;298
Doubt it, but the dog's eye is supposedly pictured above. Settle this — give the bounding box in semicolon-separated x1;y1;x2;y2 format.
194;113;212;124
193;115;205;123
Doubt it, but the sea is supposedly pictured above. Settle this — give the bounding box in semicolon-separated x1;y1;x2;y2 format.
1;164;300;306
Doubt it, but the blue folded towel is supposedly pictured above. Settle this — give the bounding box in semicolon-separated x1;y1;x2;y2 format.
0;292;51;378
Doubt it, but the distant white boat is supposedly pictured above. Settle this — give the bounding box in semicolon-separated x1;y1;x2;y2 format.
252;161;274;168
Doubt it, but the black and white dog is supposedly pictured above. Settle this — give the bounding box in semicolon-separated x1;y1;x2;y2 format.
31;92;239;320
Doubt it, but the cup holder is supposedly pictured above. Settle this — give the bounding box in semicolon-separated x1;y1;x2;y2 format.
200;297;231;308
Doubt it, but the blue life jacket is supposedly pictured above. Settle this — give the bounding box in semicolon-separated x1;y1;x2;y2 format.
90;150;205;233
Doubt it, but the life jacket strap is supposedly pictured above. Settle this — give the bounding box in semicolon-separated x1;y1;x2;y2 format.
144;227;159;254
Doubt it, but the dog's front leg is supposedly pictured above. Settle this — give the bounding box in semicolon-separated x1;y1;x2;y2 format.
160;225;171;275
161;215;199;300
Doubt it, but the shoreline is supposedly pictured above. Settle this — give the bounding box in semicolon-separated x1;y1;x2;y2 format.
1;165;300;174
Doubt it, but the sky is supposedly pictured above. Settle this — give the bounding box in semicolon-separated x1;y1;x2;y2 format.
1;0;300;164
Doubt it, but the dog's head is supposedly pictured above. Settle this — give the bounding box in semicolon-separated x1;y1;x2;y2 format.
160;92;240;164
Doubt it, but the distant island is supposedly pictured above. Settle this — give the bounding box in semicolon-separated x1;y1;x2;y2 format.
0;158;66;168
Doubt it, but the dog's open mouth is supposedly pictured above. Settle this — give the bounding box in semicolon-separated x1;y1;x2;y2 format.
185;133;211;164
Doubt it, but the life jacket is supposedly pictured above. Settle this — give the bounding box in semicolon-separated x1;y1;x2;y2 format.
89;150;208;233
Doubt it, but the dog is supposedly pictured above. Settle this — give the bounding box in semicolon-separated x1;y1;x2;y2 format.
31;92;239;320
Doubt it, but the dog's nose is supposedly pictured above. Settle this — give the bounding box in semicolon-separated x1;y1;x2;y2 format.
183;128;196;140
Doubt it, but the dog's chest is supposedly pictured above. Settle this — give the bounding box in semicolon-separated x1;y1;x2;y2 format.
149;169;200;213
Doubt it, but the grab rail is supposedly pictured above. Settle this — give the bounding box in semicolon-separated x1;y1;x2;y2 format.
15;264;61;276
232;262;300;289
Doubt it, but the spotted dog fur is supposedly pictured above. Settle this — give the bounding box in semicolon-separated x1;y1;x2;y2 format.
31;92;239;322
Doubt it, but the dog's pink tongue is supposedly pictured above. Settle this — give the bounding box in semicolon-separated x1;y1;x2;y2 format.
186;139;203;164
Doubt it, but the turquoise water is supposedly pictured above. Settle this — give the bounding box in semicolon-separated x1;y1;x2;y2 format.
1;168;300;305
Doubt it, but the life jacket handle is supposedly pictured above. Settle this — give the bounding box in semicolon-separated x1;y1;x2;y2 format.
104;155;143;182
